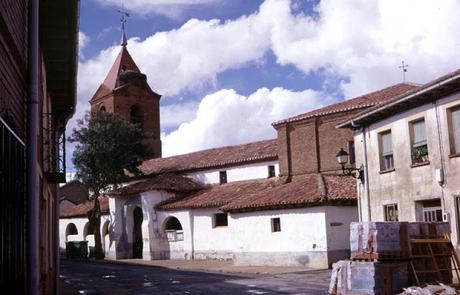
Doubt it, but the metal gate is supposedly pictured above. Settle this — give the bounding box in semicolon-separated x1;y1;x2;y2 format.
0;117;26;292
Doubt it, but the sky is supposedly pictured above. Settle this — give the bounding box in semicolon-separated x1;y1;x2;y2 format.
68;0;460;172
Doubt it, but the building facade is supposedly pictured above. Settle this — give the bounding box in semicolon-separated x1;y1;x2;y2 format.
0;0;79;293
338;68;460;247
59;32;427;268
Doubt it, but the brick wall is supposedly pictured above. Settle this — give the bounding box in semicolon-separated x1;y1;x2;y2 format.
0;0;28;139
276;109;365;177
91;84;162;158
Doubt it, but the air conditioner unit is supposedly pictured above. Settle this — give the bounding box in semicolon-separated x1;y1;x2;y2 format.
443;212;449;222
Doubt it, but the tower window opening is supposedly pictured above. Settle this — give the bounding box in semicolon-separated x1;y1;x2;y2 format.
130;105;143;128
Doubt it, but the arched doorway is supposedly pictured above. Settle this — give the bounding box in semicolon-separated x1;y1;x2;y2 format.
102;220;110;255
133;207;143;258
164;216;184;242
83;222;96;257
65;223;78;242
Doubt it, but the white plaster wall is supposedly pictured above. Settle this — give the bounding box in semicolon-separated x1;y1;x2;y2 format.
324;206;359;251
191;208;234;259
187;161;279;184
231;208;327;252
230;207;329;267
354;91;460;244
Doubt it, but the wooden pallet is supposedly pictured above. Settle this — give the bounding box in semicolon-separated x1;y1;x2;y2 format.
409;237;460;285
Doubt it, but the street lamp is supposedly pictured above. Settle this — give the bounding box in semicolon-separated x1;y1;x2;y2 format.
336;148;364;182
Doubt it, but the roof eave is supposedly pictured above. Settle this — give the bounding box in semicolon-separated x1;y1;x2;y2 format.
337;73;460;129
40;0;80;125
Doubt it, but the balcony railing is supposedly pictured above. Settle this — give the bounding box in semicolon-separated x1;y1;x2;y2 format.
43;113;66;183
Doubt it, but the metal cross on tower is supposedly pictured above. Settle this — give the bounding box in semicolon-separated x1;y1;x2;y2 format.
118;3;130;47
399;61;408;82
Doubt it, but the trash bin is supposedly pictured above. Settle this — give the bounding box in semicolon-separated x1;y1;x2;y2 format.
66;241;88;258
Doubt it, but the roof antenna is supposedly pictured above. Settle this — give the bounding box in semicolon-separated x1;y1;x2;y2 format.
117;1;130;47
399;61;408;82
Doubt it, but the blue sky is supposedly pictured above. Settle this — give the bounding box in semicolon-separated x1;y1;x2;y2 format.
68;0;460;172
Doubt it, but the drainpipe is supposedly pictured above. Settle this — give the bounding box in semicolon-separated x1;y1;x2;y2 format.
54;183;60;295
434;100;447;216
27;0;40;293
361;126;372;221
189;212;194;260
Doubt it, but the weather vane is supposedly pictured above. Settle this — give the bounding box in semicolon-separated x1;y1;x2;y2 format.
399;61;408;82
117;2;130;47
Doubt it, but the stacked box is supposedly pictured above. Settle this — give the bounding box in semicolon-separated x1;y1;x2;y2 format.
350;222;410;260
407;222;450;239
329;260;408;295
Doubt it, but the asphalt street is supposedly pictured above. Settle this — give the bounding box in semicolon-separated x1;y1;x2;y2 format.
59;259;331;294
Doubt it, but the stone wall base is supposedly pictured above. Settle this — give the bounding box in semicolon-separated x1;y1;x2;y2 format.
193;250;233;261
233;251;329;268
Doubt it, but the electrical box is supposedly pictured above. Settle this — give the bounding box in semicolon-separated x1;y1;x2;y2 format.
443;212;449;222
436;168;444;184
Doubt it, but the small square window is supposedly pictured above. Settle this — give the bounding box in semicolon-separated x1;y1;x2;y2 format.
268;165;276;178
384;204;398;221
271;218;281;232
214;213;228;227
219;171;227;184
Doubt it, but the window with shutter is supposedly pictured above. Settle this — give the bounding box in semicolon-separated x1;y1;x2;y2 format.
379;131;394;171
450;107;460;154
410;119;428;164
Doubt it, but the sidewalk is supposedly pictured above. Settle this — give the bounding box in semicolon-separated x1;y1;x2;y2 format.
74;257;321;275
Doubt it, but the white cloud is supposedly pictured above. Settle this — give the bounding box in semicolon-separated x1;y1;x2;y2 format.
161;87;331;156
78;32;90;60
267;0;460;97
161;101;199;130
95;0;219;19
69;0;460;163
79;32;90;49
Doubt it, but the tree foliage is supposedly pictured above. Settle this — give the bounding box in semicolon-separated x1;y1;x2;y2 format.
68;111;149;259
69;111;149;196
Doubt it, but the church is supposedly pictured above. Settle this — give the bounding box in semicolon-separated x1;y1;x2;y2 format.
59;29;417;268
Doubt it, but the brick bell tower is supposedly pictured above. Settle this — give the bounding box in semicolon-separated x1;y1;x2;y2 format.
89;19;161;158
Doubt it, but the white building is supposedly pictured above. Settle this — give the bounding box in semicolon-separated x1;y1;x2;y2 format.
101;139;358;268
337;68;460;246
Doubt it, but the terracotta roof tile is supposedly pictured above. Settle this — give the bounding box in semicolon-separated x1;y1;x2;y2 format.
108;174;203;197
91;46;141;102
139;139;277;176
272;83;418;127
221;174;357;212
338;67;460;127
158;174;356;212
157;178;279;210
60;196;109;218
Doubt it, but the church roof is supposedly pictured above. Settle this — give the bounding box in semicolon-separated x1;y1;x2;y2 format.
272;83;419;127
90;46;141;101
157;174;356;213
139;139;278;175
107;174;203;197
60;196;109;218
157;178;279;210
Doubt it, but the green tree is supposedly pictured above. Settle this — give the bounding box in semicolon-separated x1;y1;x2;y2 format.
69;111;149;259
